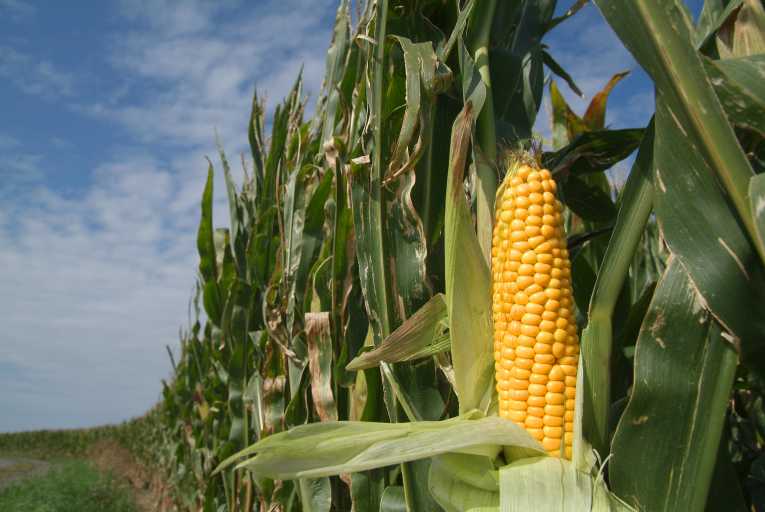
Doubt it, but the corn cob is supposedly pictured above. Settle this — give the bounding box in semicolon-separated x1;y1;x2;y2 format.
491;161;578;459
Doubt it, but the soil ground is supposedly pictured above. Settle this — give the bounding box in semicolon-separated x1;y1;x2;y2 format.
85;440;173;512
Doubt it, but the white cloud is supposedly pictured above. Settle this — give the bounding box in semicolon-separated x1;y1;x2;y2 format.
0;152;42;178
83;0;335;151
118;0;226;35
0;0;35;20
0;46;75;99
0;136;45;197
0;154;202;431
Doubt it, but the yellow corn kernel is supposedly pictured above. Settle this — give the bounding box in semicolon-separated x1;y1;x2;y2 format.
527;428;544;441
527;406;544;418
525;416;543;429
542;437;561;451
529;373;548;385
527;396;546;408
493;160;580;460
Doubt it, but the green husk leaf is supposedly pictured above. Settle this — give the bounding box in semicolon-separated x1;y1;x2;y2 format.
444;103;495;415
346;294;449;371
217;414;543;480
498;456;635;511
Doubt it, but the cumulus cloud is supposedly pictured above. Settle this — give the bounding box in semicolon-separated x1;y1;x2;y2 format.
0;136;45;195
83;0;335;150
0;46;75;100
0;0;35;20
0;0;339;431
0;154;201;431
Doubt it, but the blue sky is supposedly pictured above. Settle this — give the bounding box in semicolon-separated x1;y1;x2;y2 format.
0;0;702;432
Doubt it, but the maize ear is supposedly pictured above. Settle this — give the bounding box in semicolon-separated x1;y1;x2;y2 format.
491;161;579;459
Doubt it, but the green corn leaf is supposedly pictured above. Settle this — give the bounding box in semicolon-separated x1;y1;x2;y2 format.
351;470;386;512
578;122;654;461
652;96;765;370
317;0;350;146
197;164;222;322
546;0;589;33
561;174;617;222
248;89;266;195
704;55;765;136
429;454;499;512
543;50;582;97
438;0;475;62
694;0;743;50
380;486;407;512
218;147;248;277
543;129;644;176
549;80;580;149
282;164;309;347
346;294;449;371
593;0;764;263
609;258;738;512
298;477;332;512
387;36;435;176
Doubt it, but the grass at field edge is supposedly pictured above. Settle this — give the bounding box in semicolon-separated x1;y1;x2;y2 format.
0;459;137;512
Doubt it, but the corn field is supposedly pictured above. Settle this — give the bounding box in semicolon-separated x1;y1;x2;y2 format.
3;0;764;510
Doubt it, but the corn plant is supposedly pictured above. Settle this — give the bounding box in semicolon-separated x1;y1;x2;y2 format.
140;0;765;511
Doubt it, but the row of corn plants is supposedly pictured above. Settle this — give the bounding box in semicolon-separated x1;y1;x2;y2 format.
0;409;163;462
77;0;763;510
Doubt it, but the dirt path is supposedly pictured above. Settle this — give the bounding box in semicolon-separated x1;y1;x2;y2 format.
0;457;51;491
85;441;172;512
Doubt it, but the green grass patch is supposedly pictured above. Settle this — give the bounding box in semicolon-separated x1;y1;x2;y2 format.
0;460;137;512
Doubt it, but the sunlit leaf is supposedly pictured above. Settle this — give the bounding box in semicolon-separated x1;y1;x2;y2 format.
346;294;449;371
217;414;542;480
444;104;494;415
583;71;629;131
610;259;737;512
704;55;765;136
499;456;634;511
